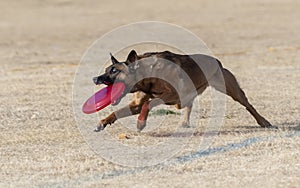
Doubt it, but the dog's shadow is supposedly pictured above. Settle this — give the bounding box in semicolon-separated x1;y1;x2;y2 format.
148;122;300;138
275;121;300;131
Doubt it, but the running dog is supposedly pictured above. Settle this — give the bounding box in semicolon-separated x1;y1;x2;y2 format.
93;50;273;132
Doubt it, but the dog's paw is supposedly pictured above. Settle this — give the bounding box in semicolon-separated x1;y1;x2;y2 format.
94;124;105;132
137;120;146;132
258;119;274;128
269;125;279;129
264;124;278;129
181;122;190;128
259;119;277;129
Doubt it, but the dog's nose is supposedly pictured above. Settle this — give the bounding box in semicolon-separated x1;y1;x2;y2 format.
93;77;99;85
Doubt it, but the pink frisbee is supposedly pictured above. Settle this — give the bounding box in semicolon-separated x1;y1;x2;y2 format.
82;82;126;114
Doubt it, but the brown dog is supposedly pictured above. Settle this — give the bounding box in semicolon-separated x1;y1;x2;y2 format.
93;50;273;132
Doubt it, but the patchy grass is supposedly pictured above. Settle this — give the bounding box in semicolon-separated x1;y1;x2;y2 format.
150;109;180;116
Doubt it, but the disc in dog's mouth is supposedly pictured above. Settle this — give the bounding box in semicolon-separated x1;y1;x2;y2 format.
82;82;126;114
110;82;127;106
111;91;125;106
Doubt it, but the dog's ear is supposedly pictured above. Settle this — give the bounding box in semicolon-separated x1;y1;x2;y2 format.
110;53;119;64
126;50;138;64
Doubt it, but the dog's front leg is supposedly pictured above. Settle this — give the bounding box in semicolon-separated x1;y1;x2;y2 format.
94;113;117;132
94;92;150;132
137;98;164;132
94;105;142;132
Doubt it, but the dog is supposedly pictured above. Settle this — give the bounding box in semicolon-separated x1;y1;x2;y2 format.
93;50;273;132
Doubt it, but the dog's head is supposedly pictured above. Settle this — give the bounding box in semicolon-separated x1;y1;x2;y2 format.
93;50;138;85
93;50;139;105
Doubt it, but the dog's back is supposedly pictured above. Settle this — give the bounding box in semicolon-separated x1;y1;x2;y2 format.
139;51;223;89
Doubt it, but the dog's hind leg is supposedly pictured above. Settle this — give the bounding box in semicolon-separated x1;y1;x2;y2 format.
94;92;150;132
181;101;193;128
177;85;207;128
210;68;272;128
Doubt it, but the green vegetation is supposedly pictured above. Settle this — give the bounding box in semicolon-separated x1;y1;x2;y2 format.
150;109;180;116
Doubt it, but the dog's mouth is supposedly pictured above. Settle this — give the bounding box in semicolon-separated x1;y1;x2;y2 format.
93;76;129;106
93;76;114;86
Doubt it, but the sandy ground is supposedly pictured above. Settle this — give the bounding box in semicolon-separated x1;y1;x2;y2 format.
0;0;300;187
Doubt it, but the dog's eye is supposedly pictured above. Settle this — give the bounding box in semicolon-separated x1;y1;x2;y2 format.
110;67;119;74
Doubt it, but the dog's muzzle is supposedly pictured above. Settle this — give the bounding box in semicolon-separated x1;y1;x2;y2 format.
93;77;99;85
93;75;113;85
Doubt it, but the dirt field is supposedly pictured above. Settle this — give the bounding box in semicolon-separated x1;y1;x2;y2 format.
1;0;299;187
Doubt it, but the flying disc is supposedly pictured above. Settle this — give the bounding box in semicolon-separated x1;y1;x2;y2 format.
82;82;126;114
